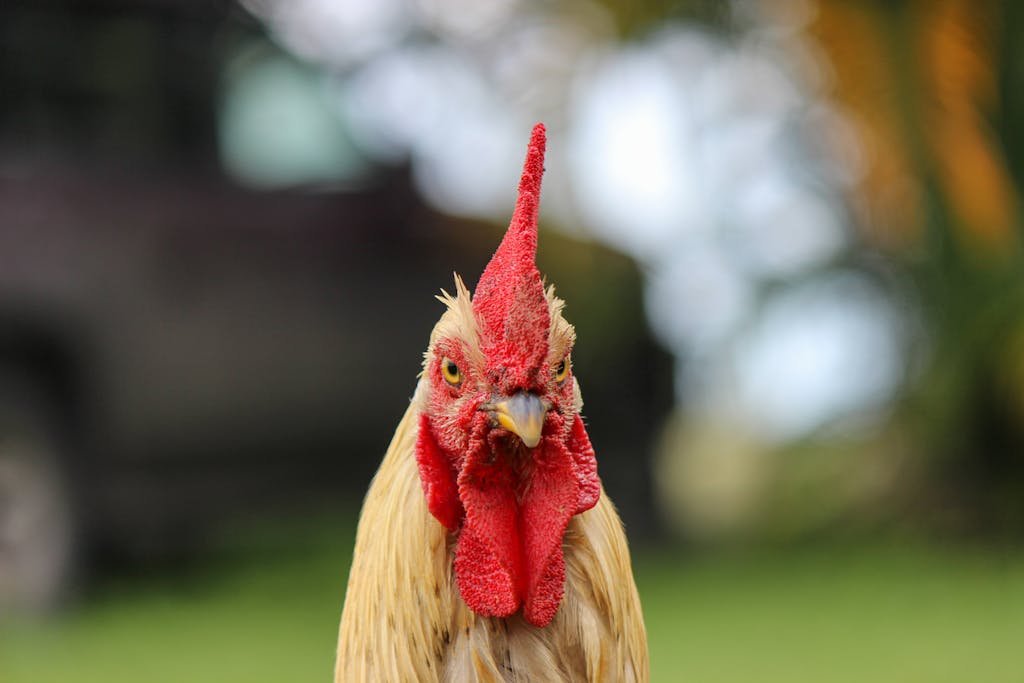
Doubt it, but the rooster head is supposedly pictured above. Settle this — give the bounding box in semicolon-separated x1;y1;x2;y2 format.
414;123;601;628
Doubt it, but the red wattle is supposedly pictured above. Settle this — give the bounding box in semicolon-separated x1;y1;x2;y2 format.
416;413;602;627
455;450;524;617
568;414;601;514
520;436;581;627
414;415;463;532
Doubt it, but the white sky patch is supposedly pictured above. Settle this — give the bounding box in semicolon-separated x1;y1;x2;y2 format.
733;273;903;441
568;27;850;379
414;0;522;42
344;46;469;162
343;45;569;222
645;244;753;352
411;111;525;218
727;173;845;277
244;0;412;67
569;50;703;259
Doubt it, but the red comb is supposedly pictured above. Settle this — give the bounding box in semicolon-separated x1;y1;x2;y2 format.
472;123;550;392
506;122;546;256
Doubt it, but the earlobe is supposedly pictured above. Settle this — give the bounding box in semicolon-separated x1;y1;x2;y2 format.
414;414;463;532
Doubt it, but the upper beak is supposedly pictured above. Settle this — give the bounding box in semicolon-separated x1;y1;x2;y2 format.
489;392;548;449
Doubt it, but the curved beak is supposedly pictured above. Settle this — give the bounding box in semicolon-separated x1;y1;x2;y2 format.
490;392;548;449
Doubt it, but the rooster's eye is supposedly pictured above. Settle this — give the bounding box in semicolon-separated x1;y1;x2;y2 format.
441;358;462;386
554;357;569;384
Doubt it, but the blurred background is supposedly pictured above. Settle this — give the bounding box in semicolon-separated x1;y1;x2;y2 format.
1;0;1023;680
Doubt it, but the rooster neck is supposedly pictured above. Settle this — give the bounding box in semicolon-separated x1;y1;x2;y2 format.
336;392;649;683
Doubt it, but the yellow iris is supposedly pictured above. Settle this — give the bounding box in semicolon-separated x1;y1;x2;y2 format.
441;358;462;386
554;357;569;383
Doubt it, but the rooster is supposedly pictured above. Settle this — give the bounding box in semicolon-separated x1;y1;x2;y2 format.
335;124;648;682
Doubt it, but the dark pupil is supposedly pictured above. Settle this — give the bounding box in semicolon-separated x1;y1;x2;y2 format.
556;361;565;375
446;361;459;376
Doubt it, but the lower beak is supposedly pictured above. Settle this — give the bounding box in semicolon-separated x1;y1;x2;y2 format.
491;392;548;449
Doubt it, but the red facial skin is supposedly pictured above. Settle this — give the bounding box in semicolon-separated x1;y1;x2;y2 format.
414;124;601;628
416;342;599;628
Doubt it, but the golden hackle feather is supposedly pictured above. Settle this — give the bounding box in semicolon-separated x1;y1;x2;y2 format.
336;278;648;682
545;284;576;369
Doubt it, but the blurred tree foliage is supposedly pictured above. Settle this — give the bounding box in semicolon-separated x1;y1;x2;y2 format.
654;0;1024;541
596;0;736;36
800;0;1024;533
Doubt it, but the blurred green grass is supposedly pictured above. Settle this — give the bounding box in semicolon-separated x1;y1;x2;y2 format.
2;517;1022;683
